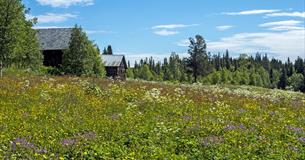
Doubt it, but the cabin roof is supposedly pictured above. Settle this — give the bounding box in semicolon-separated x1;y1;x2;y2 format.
102;55;127;68
35;28;72;50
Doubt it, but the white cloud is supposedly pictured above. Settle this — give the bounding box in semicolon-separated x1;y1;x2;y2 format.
223;9;279;15
266;12;305;18
259;20;301;27
266;26;304;31
216;25;234;31
176;39;190;47
36;0;94;7
208;29;305;61
259;20;304;31
118;52;189;66
153;29;179;36
152;24;198;29
27;13;77;23
152;24;198;36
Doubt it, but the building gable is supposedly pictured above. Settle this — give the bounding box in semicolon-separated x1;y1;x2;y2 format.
36;28;72;51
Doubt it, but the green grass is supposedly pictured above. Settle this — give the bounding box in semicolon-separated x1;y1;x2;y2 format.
0;75;305;159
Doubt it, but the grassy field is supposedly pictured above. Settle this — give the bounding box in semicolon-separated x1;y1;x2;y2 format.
0;76;305;159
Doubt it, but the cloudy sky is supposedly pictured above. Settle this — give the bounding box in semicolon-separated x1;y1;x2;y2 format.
24;0;305;63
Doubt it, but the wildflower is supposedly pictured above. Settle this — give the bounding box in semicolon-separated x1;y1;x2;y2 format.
11;138;36;151
286;125;303;134
61;139;77;146
174;88;185;97
199;136;224;147
224;124;246;130
144;88;161;102
80;131;97;140
298;137;305;143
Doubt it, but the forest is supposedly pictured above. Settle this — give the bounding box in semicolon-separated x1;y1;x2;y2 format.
128;36;305;92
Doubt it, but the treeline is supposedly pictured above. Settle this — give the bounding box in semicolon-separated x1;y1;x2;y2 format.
0;0;105;77
127;35;305;92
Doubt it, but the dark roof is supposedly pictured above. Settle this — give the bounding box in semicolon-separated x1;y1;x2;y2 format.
35;28;72;50
102;55;127;68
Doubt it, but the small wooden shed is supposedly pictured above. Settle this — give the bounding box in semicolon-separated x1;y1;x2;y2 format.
102;55;127;80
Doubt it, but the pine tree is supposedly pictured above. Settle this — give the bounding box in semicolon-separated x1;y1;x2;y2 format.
107;45;113;55
225;49;230;70
102;48;107;55
278;68;288;89
262;54;270;72
187;35;210;82
294;57;304;74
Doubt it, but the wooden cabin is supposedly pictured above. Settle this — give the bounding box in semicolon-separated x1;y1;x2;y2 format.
35;28;127;79
36;28;72;67
102;55;127;80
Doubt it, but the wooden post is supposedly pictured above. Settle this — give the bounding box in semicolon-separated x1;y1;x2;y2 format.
0;60;3;78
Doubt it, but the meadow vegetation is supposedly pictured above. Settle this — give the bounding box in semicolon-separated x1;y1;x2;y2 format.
1;75;304;159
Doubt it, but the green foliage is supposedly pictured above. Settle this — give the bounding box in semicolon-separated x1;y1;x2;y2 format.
130;52;305;92
1;76;305;159
62;25;105;77
102;45;113;55
126;68;134;79
288;73;304;91
138;64;154;81
187;35;211;82
278;68;288;89
0;0;42;72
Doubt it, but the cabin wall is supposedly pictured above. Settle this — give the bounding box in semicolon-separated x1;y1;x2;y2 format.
105;64;126;80
117;61;126;80
42;50;63;67
105;67;118;78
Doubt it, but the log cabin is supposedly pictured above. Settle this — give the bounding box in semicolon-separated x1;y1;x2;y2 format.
101;55;127;80
35;28;127;79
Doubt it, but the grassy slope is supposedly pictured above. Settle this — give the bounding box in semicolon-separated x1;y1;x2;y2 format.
0;76;305;159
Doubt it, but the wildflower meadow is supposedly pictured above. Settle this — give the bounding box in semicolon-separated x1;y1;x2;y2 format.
0;76;305;159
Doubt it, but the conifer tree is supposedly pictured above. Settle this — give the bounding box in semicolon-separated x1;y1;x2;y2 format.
278;68;288;89
107;45;113;55
62;25;105;76
187;35;210;82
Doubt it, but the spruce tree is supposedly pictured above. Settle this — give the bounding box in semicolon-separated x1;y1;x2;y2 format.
62;25;105;76
187;35;210;82
102;48;108;55
107;45;113;55
278;68;288;89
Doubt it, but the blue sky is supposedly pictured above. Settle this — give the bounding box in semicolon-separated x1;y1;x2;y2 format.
24;0;305;63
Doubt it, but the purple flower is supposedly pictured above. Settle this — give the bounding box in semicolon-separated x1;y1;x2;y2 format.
224;124;247;131
225;125;237;130
239;109;247;113
11;138;36;151
182;115;192;121
36;147;48;154
200;136;224;147
239;124;246;130
298;137;305;143
286;125;303;134
81;131;96;140
61;139;77;146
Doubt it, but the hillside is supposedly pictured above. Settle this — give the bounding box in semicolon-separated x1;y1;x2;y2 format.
0;76;305;159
